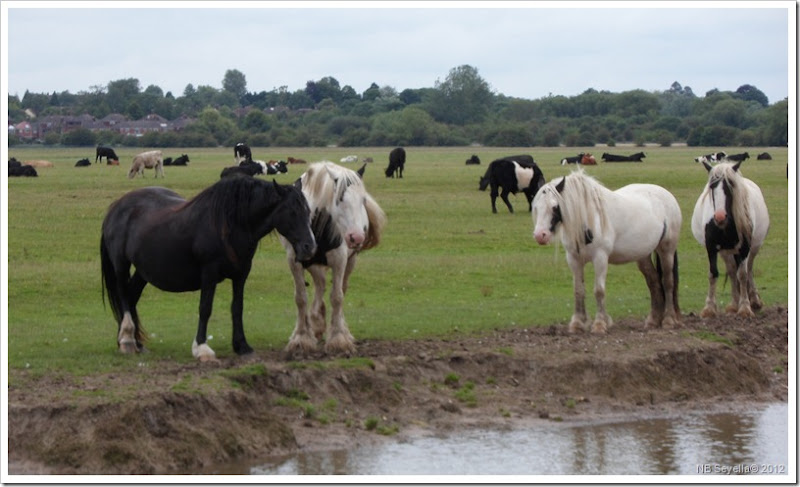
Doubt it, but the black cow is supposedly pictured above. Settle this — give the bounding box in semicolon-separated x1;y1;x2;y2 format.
601;152;646;162
75;158;91;167
9;158;22;169
385;147;406;178
9;164;38;177
465;154;481;165
95;146;119;164
172;154;190;166
220;163;261;179
162;157;174;166
479;155;545;213
234;143;252;164
560;153;585;165
757;152;772;160
726;152;750;162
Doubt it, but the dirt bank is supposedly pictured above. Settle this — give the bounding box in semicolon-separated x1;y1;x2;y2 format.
7;306;789;475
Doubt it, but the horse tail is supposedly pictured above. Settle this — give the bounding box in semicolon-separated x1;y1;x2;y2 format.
100;234;123;324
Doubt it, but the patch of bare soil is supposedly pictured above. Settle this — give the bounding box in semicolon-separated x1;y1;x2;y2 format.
7;306;788;475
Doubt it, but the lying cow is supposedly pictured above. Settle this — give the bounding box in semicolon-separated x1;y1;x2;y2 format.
479;155;545;213
757;152;772;160
466;155;481;165
726;152;750;162
75;158;91;167
560;153;585;165
9;164;38;177
601;152;646;162
128;150;164;179
694;151;727;164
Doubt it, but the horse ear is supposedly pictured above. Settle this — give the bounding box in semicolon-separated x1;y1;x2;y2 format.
272;179;285;196
702;161;713;173
732;160;743;172
555;177;566;193
357;164;366;179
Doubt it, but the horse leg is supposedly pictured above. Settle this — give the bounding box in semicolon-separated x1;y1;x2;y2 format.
308;266;328;341
127;271;149;352
285;261;317;354
191;281;217;362
700;248;719;318
590;255;612;334
565;253;588;333
657;251;681;328
746;252;764;310
729;255;755;318
721;254;744;315
636;256;664;329
325;255;356;355
230;276;253;355
112;264;139;354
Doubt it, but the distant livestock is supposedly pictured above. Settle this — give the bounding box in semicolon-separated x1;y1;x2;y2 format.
75;158;91;167
266;160;288;175
340;155;359;163
385;147;406;178
560;153;585;165
96;146;119;164
694;152;727;164
9;165;38;177
466;155;481;165
581;154;597;165
601;152;646;162
128;150;164;179
287;157;307;164
23;160;54;168
234;143;252;164
757;152;772;160
479;155;546;213
168;154;190;166
726;152;750;162
361;157;374;163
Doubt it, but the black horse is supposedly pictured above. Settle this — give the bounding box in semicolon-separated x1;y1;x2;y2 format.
100;175;317;360
95;146;119;164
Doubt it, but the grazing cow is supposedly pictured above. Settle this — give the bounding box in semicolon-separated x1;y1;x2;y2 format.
694;152;727;164
466;155;481;165
75;158;91;167
478;155;546;213
171;154;190;166
560;153;585;165
580;153;597;165
128;150;164;179
9;165;38;177
162;157;174;166
287;156;307;164
601;152;646;162
757;152;772;160
385;147;406;178
234;143;252;164
96;146;119;164
340;155;359;163
726;152;750;162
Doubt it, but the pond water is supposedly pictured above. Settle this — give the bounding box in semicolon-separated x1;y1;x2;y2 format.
219;402;790;477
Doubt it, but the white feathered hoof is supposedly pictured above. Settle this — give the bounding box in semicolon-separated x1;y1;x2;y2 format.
118;338;138;355
192;340;218;362
324;333;356;356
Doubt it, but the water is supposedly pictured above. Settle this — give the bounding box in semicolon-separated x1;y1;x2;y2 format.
233;403;790;476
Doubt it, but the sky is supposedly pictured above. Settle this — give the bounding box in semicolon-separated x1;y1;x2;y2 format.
2;1;795;106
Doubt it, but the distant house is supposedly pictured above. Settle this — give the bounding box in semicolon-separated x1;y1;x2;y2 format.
13;121;35;139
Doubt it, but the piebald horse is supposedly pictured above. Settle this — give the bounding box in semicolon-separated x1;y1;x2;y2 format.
532;169;682;333
691;160;769;317
280;161;387;355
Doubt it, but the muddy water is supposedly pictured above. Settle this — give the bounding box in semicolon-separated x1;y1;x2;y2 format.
233;403;789;476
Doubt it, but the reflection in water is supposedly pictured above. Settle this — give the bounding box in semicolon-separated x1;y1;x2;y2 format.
245;403;788;476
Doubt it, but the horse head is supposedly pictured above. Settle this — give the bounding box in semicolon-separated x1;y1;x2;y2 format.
270;181;316;261
532;177;565;245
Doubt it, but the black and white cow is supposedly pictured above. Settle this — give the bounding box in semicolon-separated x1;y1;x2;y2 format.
601;152;646;162
478;155;545;213
694;151;727;164
726;152;750;162
95;146;119;164
385;147;406;178
266;160;288;175
560;153;585;165
234;143;252;164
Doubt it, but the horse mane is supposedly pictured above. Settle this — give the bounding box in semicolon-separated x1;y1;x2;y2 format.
703;162;754;242
187;175;277;235
302;161;386;251
555;169;611;252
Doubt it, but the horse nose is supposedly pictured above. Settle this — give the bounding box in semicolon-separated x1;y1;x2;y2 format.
346;230;365;249
534;229;550;245
713;209;727;224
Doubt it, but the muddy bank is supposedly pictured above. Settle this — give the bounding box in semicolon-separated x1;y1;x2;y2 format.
7;306;788;475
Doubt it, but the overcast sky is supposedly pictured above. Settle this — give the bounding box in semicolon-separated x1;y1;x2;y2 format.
2;1;794;105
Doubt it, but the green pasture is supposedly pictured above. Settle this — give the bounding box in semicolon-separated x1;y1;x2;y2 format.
5;145;791;379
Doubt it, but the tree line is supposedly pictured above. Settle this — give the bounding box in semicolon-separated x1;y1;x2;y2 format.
7;65;789;148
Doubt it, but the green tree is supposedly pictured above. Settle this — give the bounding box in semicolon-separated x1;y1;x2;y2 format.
222;69;247;101
427;65;494;125
62;128;96;146
106;78;141;113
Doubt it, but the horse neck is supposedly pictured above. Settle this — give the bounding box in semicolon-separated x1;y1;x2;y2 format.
560;175;610;250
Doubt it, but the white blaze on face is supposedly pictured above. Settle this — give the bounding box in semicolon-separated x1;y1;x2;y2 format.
513;161;534;191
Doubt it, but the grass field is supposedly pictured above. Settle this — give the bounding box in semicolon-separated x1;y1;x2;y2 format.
5;145;791;378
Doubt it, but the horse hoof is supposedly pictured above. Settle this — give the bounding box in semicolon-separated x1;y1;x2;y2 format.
590;322;608;334
699;307;717;318
118;339;138;354
192;340;217;361
738;307;755;318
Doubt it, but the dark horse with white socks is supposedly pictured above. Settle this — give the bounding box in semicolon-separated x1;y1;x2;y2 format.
100;175;316;361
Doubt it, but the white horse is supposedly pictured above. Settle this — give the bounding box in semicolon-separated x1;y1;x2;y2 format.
280;161;387;355
532;169;682;333
691;160;769;318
